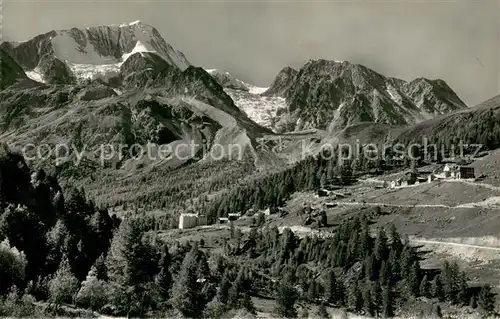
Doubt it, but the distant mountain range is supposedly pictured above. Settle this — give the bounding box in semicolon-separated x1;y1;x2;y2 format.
0;20;467;135
206;60;467;133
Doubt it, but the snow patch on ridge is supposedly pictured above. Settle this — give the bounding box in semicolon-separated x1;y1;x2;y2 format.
386;85;403;105
122;20;142;27
25;68;45;83
121;40;156;61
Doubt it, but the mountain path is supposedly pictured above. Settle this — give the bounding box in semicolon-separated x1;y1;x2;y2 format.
335;201;452;209
410;239;500;251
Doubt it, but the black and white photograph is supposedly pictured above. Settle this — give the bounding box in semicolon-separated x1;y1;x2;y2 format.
0;0;499;317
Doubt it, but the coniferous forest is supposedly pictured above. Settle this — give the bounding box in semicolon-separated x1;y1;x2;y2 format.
0;147;496;318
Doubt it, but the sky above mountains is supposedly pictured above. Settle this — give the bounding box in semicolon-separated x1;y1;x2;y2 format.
2;0;499;106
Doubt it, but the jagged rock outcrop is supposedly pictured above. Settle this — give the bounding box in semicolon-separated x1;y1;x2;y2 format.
400;78;466;115
120;52;174;78
206;69;249;91
37;54;75;84
77;85;117;101
0;48;28;89
262;66;297;97
265;59;467;132
117;63;269;134
120;52;176;87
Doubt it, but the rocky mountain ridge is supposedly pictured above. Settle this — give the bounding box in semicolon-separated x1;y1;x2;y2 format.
262;59;467;132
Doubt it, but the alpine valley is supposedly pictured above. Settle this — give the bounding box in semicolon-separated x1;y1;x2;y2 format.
1;21;500;319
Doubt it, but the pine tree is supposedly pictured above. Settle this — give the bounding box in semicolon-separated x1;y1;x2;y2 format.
217;270;231;304
365;253;376;281
357;223;372;259
375;228;388;261
48;256;79;306
382;283;393;318
325;270;337;304
441;260;457;303
409;261;421;296
274;278;298;318
431;275;445;302
338;280;347;307
457;271;468;305
228;267;246;307
105;217;160;316
307;280;318;302
171;245;203;318
388;250;401;281
380;260;391;285
419;275;431;298
388;224;403;259
400;246;415;279
363;285;374;317
156;244;172;300
349;281;363;312
257;212;265;227
93;254;108;281
477;285;495;315
319;211;327;227
372;281;382;317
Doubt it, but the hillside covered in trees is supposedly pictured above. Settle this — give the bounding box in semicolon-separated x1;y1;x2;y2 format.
0;147;496;318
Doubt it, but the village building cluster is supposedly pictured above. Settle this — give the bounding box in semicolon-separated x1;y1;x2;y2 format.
178;213;208;229
178;164;477;229
178;212;244;229
390;163;475;189
178;206;285;230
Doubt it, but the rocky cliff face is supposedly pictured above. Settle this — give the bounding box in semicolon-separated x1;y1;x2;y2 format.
37;54;75;84
206;69;249;91
0;48;28;89
264;59;467;132
262;66;298;97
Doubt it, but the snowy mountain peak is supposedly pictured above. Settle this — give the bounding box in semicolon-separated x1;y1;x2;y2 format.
0;21;190;83
120;20;143;27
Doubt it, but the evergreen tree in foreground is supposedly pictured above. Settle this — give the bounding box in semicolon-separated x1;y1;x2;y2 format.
478;285;495;315
382;283;393;318
274;278;298;318
171;245;204;318
156;244;172;301
419;275;431;298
